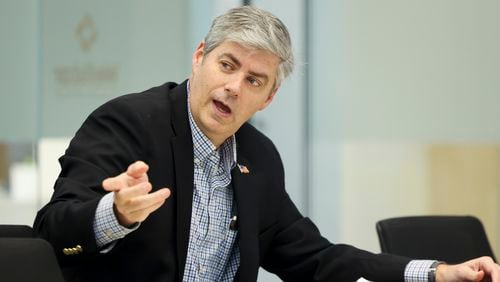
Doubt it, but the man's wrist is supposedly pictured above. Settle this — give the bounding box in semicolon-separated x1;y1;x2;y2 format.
94;192;139;247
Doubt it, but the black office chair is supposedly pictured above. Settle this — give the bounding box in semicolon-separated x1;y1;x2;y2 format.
0;237;65;282
376;215;496;264
0;224;34;237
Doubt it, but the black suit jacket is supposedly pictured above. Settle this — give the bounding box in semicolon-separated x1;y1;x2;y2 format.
34;80;410;282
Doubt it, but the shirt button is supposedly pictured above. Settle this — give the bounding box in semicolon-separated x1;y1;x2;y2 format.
105;230;113;239
194;158;200;165
198;265;206;273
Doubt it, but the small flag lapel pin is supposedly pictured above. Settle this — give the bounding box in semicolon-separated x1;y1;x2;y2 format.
238;164;250;174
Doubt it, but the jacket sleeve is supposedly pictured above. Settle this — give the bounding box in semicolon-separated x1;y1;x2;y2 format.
33;96;148;263
260;193;411;281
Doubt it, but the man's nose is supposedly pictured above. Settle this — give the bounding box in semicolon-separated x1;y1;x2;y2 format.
223;75;244;97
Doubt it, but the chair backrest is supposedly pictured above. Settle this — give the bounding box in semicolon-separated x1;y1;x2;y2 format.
0;224;34;237
376;215;496;264
0;237;65;282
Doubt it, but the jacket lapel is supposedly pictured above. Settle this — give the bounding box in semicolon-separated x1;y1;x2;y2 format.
232;156;260;282
169;80;194;279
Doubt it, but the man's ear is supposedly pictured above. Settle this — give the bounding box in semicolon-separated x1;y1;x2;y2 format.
192;41;205;69
259;85;280;111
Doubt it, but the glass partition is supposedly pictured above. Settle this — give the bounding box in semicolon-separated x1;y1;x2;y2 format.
0;0;189;225
0;1;39;225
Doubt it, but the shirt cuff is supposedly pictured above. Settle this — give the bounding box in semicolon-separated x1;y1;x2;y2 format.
404;260;437;282
93;192;140;248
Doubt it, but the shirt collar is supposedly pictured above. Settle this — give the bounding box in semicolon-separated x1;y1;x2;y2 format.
187;81;237;167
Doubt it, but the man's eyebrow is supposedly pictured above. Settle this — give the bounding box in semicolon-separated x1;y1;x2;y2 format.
220;53;241;67
219;53;269;82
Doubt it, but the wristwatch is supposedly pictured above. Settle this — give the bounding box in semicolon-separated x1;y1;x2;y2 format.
428;261;444;282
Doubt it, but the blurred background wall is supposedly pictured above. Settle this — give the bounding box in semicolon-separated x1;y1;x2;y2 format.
1;1;499;281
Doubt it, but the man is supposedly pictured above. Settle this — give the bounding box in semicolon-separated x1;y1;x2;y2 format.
34;6;499;282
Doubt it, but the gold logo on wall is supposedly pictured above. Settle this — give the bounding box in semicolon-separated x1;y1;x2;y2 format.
53;13;119;96
75;14;97;52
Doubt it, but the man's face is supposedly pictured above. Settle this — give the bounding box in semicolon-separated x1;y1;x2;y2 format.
189;40;280;147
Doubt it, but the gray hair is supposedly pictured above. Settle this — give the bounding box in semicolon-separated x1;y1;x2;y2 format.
203;6;294;86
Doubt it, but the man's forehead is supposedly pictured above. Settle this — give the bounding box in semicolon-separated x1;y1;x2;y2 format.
211;41;279;72
210;41;278;60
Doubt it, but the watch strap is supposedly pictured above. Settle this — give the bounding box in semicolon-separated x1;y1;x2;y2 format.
428;261;445;282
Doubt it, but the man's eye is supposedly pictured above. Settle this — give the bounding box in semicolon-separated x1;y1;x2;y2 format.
220;61;232;70
248;77;261;87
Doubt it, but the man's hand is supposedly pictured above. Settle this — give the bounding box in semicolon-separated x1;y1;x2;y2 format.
436;256;500;282
102;161;171;227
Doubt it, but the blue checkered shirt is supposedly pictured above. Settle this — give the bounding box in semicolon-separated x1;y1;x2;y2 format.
182;87;240;281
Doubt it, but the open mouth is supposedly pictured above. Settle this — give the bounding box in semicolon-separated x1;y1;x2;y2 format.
213;100;232;115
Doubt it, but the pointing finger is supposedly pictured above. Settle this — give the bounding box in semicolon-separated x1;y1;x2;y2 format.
126;161;149;179
102;161;150;192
